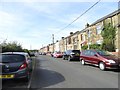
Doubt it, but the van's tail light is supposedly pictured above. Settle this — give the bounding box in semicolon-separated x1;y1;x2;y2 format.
19;62;27;70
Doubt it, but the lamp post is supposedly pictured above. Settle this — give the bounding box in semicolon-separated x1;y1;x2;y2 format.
52;34;54;53
86;23;90;50
87;30;90;50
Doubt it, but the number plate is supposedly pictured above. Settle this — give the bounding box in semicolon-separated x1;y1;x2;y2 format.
76;53;80;56
0;75;14;79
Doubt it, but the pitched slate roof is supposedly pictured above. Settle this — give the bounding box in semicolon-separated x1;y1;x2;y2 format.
90;9;120;26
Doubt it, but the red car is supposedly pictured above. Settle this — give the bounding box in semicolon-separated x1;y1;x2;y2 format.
80;49;120;70
53;52;63;58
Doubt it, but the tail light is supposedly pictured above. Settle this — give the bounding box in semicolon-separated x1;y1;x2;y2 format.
19;62;27;70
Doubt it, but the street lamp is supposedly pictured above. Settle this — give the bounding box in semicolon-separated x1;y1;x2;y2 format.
87;30;90;50
52;34;54;53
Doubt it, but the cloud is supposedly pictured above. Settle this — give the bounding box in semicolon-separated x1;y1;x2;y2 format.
0;11;16;29
44;13;91;34
0;1;118;50
0;11;19;41
0;10;32;44
22;2;63;15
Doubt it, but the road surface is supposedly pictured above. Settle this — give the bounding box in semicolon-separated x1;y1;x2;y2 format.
2;55;119;89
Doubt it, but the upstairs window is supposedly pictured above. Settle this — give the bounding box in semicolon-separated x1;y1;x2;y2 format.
68;38;71;44
81;34;85;41
96;24;102;35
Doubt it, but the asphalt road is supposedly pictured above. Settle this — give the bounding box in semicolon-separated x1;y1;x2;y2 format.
30;55;119;88
2;55;119;89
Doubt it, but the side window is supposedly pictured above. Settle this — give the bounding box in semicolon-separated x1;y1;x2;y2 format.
82;50;88;56
82;51;85;55
83;50;92;56
89;50;96;56
86;50;91;56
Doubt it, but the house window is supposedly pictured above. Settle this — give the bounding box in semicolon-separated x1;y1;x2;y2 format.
96;24;102;35
81;34;85;41
81;34;83;41
68;38;71;44
88;30;92;38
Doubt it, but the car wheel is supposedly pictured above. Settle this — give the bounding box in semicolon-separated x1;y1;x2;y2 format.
81;59;85;65
99;62;106;71
68;56;71;61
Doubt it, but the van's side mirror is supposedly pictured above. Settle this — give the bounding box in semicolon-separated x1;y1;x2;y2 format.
94;54;98;57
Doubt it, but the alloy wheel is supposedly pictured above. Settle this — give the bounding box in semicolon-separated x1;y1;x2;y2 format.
81;59;85;65
99;62;105;71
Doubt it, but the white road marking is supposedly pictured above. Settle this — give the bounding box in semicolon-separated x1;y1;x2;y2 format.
27;57;36;88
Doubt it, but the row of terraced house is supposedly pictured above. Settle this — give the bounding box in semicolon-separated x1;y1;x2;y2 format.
40;9;120;56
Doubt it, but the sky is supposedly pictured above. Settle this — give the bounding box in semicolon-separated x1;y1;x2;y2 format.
0;0;119;50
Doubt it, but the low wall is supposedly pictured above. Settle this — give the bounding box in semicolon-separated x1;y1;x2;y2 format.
110;52;120;57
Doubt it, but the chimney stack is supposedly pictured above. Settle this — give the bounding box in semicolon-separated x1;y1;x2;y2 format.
62;37;64;39
70;32;73;35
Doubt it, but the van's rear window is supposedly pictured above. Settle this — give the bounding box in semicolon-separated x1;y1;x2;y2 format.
72;50;80;54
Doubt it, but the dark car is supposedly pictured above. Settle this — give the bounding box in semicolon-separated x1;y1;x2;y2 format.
80;49;120;70
42;52;46;55
62;50;80;61
0;52;32;82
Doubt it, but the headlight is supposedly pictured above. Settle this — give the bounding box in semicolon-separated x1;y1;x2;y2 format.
107;60;116;63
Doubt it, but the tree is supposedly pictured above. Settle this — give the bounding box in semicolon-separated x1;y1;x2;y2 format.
101;23;116;52
81;44;102;50
0;41;23;53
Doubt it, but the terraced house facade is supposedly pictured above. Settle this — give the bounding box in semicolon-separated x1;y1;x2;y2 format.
40;9;120;55
84;9;120;53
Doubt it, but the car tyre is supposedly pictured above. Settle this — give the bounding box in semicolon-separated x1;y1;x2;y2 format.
81;59;85;65
99;62;106;71
63;56;65;60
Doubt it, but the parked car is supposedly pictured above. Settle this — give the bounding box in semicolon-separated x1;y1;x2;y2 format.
80;49;120;70
0;52;32;82
52;52;63;58
29;52;35;57
42;52;46;55
62;50;80;61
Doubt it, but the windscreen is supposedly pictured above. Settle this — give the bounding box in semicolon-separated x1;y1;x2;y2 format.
96;50;110;56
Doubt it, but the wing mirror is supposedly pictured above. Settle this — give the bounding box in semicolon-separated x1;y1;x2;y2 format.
94;54;98;57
